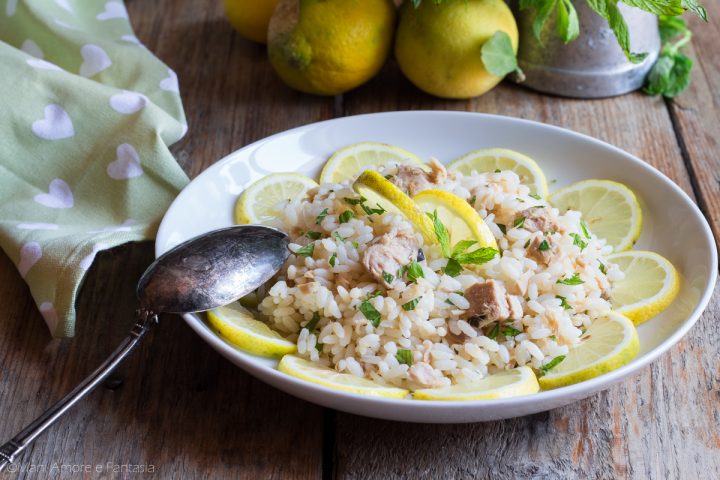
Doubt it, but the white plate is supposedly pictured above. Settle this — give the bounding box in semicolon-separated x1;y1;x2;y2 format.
156;111;716;423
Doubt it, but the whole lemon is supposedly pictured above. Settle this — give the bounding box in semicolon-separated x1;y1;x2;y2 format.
224;0;279;44
395;0;518;99
267;0;396;96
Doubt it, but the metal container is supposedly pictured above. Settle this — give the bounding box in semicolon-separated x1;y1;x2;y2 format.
511;1;661;98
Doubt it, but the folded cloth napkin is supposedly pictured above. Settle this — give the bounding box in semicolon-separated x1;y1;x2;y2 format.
0;0;189;336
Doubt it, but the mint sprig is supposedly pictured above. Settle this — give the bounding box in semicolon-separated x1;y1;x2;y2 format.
427;210;498;277
644;16;694;97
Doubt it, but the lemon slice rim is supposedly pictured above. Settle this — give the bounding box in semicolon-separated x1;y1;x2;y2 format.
352;170;437;244
539;312;640;390
549;179;642;252
412;188;498;251
278;354;410;398
447;147;549;197
412;366;539;401
319;141;425;184
207;304;297;358
606;250;680;325
234;172;319;225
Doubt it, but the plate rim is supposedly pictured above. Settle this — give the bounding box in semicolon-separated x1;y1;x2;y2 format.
157;111;718;416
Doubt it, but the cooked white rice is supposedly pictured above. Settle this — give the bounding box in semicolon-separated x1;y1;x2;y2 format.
257;161;623;390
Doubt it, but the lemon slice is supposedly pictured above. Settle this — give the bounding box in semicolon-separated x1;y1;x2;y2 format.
353;170;436;244
278;355;410;398
319;142;424;184
549;179;642;252
207;304;297;358
606;251;680;325
413;366;539;400
448;148;549;197
235;172;318;225
539;312;639;390
413;189;498;250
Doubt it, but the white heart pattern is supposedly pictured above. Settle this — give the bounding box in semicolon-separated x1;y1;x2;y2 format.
27;58;63;71
6;0;17;16
159;68;179;93
107;144;143;180
18;242;42;278
54;0;73;13
32;104;74;140
79;44;112;78
79;242;108;270
120;35;141;45
97;1;127;20
17;222;59;231
109;90;147;114
39;302;59;332
34;179;74;209
21;39;43;58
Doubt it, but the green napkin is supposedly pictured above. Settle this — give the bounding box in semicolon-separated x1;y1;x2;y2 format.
0;0;189;336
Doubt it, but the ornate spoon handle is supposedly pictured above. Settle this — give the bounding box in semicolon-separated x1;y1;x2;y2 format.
0;311;158;472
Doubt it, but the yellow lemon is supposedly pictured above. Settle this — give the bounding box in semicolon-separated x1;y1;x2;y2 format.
395;0;518;99
267;0;396;95
224;0;279;44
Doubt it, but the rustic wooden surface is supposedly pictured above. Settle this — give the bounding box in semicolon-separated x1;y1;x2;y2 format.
0;0;718;479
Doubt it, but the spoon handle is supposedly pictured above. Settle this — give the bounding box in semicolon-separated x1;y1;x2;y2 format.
0;311;158;472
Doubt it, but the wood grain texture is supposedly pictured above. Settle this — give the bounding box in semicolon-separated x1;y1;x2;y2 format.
0;0;718;479
665;3;720;246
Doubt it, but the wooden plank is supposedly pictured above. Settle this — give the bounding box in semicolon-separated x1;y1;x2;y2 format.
333;63;720;479
0;0;332;478
665;5;720;246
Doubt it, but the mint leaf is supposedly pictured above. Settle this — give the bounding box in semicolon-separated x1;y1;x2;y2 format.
556;0;580;43
481;31;520;77
359;300;382;327
315;208;329;225
622;0;684;16
681;0;707;20
443;258;462;277
586;0;648;63
454;247;499;265
329;253;337;267
540;355;566;373
339;210;354;223
382;271;394;284
524;0;557;42
570;232;587;251
402;296;422;311
344;196;366;206
395;349;414;366
557;273;584;285
405;261;425;283
305;231;322;240
556;295;572;310
426;210;451;257
296;243;314;257
644;17;694;98
451;240;478;258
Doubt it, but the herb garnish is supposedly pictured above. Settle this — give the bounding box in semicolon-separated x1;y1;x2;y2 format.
514;216;526;228
557;273;584;285
305;231;322;240
361;203;386;216
538;239;550;251
333;231;345;242
497;223;507;235
302;312;321;334
598;260;607;275
428;211;498;277
556;295;572;310
481;31;522;77
382;271;394;284
570;232;587;251
540;355;566;373
529;193;542;200
427;210;451;257
644;15;695;98
296;243;314;257
315;208;329;225
359;299;382;327
402;296;422;311
396;349;413;366
329;253;337;267
344;196;366;206
339;210;354;223
404;261;425;283
580;220;591;239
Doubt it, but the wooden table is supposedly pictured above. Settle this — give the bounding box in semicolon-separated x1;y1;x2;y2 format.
1;1;718;478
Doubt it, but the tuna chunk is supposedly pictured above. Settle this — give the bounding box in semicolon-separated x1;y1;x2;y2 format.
362;229;419;286
526;236;558;266
408;362;446;388
391;159;451;196
516;207;561;233
464;280;524;328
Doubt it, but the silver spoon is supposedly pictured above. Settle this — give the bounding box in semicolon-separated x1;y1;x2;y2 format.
0;225;289;471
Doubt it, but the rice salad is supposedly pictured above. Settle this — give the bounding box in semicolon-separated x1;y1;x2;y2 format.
257;160;625;391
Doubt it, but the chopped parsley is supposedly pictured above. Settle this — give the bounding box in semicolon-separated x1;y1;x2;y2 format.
296;243;314;257
338;210;354;223
497;223;507;235
384;174;394;180
315;342;324;352
405;261;425;283
529;193;542;200
557;273;584;285
549;335;557;341
382;271;394;284
332;231;345;242
328;253;337;267
302;312;321;334
352;241;359;248
468;195;477;205
540;355;566;373
513;216;526;228
361;203;386;216
315;208;329;225
443;258;462;277
343;196;366;205
488;322;501;340
570;232;587;251
395;349;413;366
538;239;550;251
524;239;531;248
305;231;322;240
501;325;522;337
402;296;422;311
494;168;502;173
580;220;591;239
359;299;382;327
556;295;572;310
598;260;607;274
